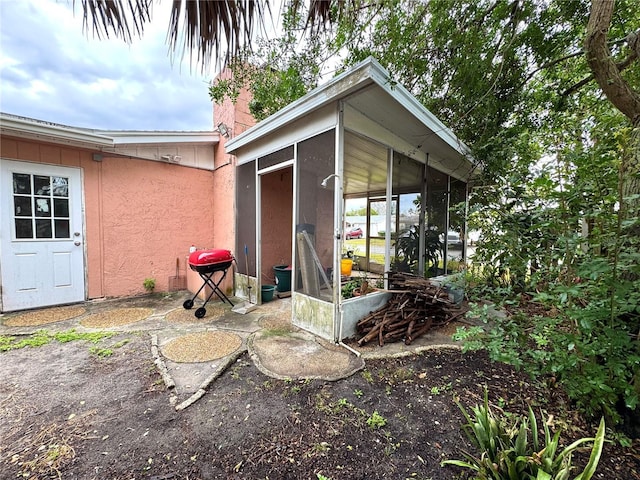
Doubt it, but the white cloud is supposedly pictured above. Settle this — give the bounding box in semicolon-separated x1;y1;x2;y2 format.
0;0;215;131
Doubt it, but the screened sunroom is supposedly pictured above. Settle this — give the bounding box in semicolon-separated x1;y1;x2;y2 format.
226;57;476;344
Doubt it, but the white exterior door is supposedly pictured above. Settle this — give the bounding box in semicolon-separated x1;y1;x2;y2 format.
1;160;85;311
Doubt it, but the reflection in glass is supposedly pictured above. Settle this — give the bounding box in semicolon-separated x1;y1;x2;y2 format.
426;167;448;276
35;219;52;238
35;197;51;216
34;176;50;195
52;177;69;197
54;198;69;217
55;219;70;238
13;173;31;194
15;219;33;239
14;196;32;216
447;179;467;266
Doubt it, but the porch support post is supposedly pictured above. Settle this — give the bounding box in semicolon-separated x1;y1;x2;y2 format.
418;158;427;276
384;148;393;280
334;103;345;343
444;174;451;273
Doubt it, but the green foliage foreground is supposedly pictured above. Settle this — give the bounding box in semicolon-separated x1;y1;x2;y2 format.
442;390;606;480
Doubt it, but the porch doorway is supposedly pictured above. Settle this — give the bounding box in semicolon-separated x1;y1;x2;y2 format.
259;165;293;298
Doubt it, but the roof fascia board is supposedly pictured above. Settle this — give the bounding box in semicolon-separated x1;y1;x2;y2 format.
225;56;472;162
225;57;378;154
104;131;218;145
365;63;472;158
1;114;114;148
235;104;336;165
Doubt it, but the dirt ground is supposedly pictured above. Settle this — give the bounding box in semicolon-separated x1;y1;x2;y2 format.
1;333;638;480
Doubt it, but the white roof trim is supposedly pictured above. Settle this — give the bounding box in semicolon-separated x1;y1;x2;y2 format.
0;112;217;149
1;113;114;148
225;56;472;159
101;131;218;145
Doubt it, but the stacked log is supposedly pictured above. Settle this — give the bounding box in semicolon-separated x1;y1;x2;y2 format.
355;272;463;347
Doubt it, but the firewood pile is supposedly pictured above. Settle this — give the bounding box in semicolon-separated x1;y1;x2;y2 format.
355;272;464;347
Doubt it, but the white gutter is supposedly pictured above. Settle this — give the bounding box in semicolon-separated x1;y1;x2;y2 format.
225;58;378;153
104;131;218;145
0;112;218;149
0;113;114;148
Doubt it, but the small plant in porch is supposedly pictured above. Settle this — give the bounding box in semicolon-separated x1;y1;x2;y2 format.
341;279;360;299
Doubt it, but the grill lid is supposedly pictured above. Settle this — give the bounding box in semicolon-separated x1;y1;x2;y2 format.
188;249;234;267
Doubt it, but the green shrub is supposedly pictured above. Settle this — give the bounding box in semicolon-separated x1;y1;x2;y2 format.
442;390;606;480
454;301;640;425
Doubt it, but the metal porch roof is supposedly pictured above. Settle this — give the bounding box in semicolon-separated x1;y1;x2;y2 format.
224;57;476;181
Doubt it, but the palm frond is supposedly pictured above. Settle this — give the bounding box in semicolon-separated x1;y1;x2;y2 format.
77;0;152;43
167;0;270;68
77;0;270;68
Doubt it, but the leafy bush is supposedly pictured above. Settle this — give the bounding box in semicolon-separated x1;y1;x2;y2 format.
454;302;640;425
442;390;606;480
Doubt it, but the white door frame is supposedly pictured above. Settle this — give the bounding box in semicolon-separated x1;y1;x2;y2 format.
0;159;86;311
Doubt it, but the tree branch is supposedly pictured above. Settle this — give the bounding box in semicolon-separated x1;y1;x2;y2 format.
561;51;638;97
585;0;640;124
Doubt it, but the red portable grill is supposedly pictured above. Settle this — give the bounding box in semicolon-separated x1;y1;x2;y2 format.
183;249;235;318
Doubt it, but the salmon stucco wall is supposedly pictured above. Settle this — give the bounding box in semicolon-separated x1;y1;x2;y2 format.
1;137;216;299
99;155;216;297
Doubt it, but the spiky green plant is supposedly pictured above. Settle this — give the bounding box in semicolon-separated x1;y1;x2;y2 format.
442;390;606;480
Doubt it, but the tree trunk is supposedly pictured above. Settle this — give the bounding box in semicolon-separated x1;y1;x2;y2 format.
585;0;640;220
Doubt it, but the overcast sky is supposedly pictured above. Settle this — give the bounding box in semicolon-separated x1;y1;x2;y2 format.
0;0;217;132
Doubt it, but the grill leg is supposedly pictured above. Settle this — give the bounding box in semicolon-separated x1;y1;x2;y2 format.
183;277;210;309
198;268;234;309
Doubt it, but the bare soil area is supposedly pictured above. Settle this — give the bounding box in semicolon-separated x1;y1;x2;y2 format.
1;333;638;480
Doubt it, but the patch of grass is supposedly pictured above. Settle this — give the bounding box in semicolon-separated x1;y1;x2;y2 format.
260;327;293;338
360;369;374;383
89;346;114;357
15;422;78;479
386;366;415;384
306;442;331;458
366;411;387;430
0;329;119;353
430;382;452;395
55;330;117;344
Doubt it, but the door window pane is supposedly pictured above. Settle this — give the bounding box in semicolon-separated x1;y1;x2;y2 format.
54;219;70;238
54;198;69;217
14;196;32;216
12;172;73;240
15;219;33;238
35;219;53;238
13;173;31;194
35;197;51;217
52;177;69;197
34;176;50;195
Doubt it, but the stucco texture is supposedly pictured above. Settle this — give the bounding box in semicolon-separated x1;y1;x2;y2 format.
1;137;217;298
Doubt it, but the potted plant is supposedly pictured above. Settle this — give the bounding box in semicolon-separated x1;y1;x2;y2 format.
341;279;360;299
394;225;443;274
